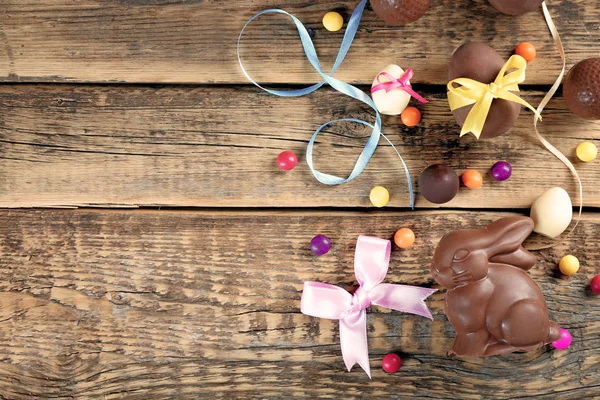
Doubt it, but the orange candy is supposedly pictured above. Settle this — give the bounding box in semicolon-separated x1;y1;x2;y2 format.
515;42;536;62
401;107;421;127
462;169;483;189
394;228;415;249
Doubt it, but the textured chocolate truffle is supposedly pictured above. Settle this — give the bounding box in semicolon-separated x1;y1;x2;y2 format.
448;42;521;139
431;217;561;356
371;0;432;25
488;0;543;15
563;58;600;120
418;164;459;204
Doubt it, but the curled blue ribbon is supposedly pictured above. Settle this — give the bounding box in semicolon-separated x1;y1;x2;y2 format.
237;0;415;209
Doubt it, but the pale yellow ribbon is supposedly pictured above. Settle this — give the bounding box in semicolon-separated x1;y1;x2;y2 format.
526;1;582;250
447;55;542;139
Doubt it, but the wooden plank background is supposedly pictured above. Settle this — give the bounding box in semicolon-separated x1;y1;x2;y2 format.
0;0;598;84
0;0;599;398
0;209;598;399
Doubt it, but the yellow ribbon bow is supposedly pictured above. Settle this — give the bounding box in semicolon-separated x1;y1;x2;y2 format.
447;55;542;139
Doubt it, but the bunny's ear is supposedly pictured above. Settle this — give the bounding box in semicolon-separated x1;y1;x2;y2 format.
484;216;534;257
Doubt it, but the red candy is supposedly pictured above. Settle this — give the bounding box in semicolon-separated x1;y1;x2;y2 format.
381;353;402;373
591;275;600;294
277;151;298;171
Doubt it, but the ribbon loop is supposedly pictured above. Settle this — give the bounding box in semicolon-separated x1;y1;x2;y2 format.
447;54;542;139
301;236;436;377
238;0;418;208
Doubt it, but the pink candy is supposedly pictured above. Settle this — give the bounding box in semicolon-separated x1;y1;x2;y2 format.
552;328;572;350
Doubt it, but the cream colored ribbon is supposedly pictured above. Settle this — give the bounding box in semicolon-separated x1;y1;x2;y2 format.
527;1;582;250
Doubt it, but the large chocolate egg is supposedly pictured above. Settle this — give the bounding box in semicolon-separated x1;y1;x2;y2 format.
488;0;543;15
371;0;432;25
563;58;600;120
418;164;459;204
448;42;521;139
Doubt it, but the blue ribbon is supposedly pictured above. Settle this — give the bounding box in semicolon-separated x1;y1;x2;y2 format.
237;0;415;209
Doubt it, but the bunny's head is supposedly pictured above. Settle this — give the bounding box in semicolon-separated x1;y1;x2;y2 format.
431;216;536;289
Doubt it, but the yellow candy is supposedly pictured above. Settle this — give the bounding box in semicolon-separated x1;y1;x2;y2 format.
559;255;580;276
322;12;343;32
576;141;597;162
370;186;389;208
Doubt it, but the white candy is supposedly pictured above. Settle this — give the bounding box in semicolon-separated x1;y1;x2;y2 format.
371;64;411;116
530;187;573;238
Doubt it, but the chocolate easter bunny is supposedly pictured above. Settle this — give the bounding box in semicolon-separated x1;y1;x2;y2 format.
431;216;561;356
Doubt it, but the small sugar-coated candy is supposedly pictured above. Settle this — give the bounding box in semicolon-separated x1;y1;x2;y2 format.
394;228;415;249
462;169;483;189
491;161;512;181
277;151;298;171
310;235;331;256
381;353;402;373
370;186;390;207
322;11;343;32
576;142;597;162
515;42;536;62
559;255;580;276
591;275;600;294
552;328;572;350
401;107;421;127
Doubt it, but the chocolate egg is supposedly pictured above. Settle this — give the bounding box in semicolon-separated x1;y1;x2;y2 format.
448;42;521;139
488;0;543;15
418;164;459;204
371;0;432;25
563;58;600;120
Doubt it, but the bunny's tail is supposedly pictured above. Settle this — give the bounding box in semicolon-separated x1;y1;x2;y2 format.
548;322;561;342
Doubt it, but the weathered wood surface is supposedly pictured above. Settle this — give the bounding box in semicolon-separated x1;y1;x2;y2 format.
0;0;598;84
0;84;598;209
0;209;597;399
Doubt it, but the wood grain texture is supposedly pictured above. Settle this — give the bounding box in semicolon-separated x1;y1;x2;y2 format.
0;209;597;399
0;0;598;84
0;84;598;209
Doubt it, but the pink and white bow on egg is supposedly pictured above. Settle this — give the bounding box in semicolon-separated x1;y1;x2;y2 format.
300;235;436;378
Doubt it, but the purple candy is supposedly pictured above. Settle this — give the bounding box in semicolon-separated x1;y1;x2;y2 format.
552;328;572;350
491;161;512;181
310;235;331;256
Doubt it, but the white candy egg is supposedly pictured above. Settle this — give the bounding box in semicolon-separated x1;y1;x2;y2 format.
530;187;573;238
371;64;411;116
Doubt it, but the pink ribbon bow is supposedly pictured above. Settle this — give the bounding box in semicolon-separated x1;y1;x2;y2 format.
370;69;429;104
300;236;436;378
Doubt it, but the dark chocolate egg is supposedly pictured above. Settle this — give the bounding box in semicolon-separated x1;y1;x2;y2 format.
488;0;543;15
371;0;432;25
448;42;521;139
563;58;600;120
418;164;459;204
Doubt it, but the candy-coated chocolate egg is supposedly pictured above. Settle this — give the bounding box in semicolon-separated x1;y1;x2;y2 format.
591;275;600;294
559;255;580;276
488;0;543;15
462;169;483;189
491;161;512;181
322;11;344;32
371;0;432;25
448;42;521;139
370;186;390;207
401;107;421;126
372;65;411;115
576;142;597;162
552;328;572;350
418;164;459;204
515;42;536;62
310;235;331;256
530;187;572;238
277;151;298;170
381;353;402;373
563;58;600;120
394;228;415;249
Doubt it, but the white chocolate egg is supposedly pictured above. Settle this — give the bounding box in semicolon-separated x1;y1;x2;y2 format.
530;187;573;238
371;64;411;115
